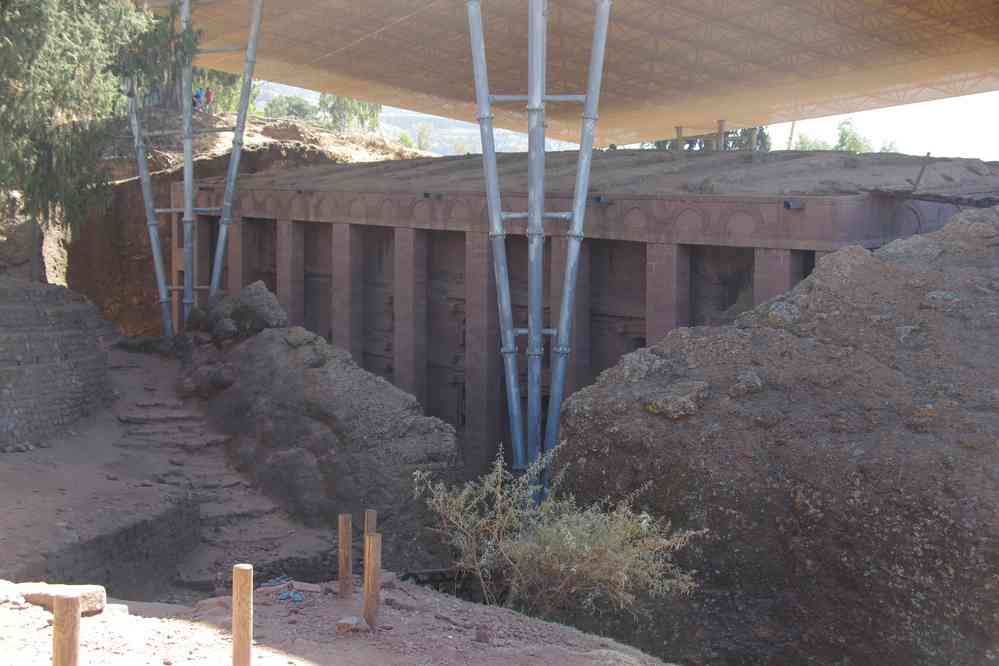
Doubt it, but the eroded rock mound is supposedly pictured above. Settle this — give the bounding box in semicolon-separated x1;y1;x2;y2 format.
190;280;288;339
560;207;999;664
183;283;457;569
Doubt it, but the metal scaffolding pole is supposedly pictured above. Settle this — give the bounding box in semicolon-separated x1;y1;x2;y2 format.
525;0;548;467
180;0;195;321
467;0;526;470
466;0;611;475
127;82;175;338
209;0;265;298
543;0;612;458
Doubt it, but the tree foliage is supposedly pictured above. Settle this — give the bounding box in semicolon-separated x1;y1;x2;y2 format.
794;134;832;151
834;119;873;153
415;124;432;151
879;139;899;153
731;127;771;151
263;95;318;120
646;126;770;152
193;68;260;115
2;1;135;224
794;119;879;153
318;94;381;133
2;0;195;229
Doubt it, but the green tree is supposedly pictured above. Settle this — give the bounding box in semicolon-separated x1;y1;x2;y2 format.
263;95;318;120
193;68;260;115
1;0;165;230
416;124;432;151
834;119;873;153
731;126;771;151
794;134;832;151
879;139;899;153
317;93;381;132
398;132;414;149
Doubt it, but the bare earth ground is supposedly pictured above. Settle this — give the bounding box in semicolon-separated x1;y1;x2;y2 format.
0;347;667;664
0;347;334;593
0;579;665;666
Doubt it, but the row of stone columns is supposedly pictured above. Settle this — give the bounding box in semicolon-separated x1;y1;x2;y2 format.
228;218;800;467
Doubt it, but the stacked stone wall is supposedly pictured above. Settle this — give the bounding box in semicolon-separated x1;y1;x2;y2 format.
0;277;110;445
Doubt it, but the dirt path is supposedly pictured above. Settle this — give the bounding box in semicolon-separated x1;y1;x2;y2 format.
0;347;334;601
1;575;667;665
0;347;671;664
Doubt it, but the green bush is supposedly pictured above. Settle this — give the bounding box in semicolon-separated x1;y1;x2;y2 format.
414;451;704;618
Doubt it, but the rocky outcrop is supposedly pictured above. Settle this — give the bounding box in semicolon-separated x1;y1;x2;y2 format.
559;207;999;664
183;284;457;570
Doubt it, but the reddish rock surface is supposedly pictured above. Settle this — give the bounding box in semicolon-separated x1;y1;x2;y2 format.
560;207;999;664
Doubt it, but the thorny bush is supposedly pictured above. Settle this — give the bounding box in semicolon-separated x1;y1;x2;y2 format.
414;449;705;619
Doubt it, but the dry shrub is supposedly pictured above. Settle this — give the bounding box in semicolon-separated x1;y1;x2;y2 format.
414;451;704;618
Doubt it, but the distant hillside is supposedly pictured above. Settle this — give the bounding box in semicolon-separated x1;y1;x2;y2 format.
257;81;576;156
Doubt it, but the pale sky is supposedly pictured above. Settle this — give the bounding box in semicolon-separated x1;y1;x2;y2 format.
767;91;999;161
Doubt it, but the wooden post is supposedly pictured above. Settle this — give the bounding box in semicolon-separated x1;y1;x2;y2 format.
338;513;352;597
364;509;377;536
231;563;253;666
363;533;382;629
52;594;80;666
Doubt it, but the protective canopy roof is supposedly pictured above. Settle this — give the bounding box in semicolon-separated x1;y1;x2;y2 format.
180;0;999;145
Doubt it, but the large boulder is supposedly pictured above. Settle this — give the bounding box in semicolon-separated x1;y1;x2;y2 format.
194;324;457;570
192;280;289;339
559;207;999;664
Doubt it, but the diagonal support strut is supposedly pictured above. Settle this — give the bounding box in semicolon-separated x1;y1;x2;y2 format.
209;0;265;299
466;0;612;477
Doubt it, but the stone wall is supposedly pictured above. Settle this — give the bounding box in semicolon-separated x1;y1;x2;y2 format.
0;277;110;446
67;143;339;336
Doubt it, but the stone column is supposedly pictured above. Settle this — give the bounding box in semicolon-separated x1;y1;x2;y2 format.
464;231;502;474
674;126;684;154
753;247;795;305
549;235;592;395
226;214;244;295
393;227;429;407
717;119;728;152
331;223;364;363
276;219;305;326
646;243;691;344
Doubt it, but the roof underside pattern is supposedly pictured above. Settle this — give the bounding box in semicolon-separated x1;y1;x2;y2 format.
181;0;999;144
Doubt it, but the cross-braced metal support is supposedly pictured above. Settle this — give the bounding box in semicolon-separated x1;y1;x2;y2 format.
467;0;612;475
128;0;264;336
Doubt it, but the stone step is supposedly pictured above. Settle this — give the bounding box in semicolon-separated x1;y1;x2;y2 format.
126;424;204;437
177;434;232;454
176;513;335;594
117;409;202;425
114;433;230;453
198;493;280;527
132;399;186;410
